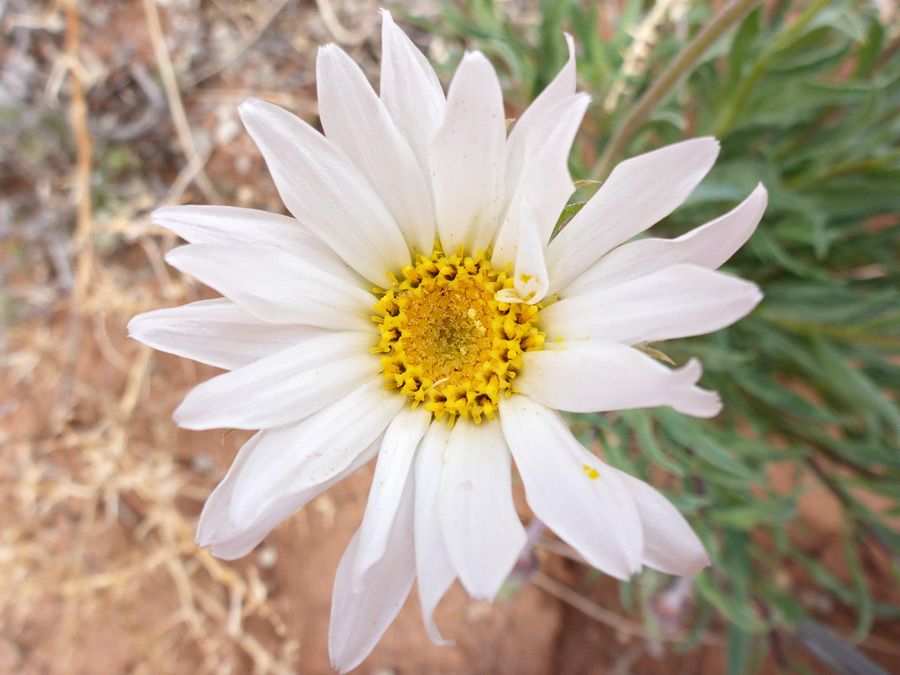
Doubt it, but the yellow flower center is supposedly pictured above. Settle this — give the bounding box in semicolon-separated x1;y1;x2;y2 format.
373;247;544;424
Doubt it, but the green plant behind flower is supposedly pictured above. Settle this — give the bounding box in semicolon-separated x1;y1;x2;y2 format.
404;0;900;672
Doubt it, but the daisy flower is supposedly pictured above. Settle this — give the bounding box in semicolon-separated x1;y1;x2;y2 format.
129;11;766;672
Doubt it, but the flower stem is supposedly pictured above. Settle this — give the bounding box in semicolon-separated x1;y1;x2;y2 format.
518;516;547;564
592;0;764;182
711;0;834;137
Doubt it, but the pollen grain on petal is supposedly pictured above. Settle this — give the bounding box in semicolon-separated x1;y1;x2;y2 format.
582;465;600;480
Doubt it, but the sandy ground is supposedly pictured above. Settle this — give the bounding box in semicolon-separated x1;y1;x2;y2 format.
3;0;900;673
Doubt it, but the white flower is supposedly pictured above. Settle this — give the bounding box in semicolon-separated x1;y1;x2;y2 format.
129;11;766;672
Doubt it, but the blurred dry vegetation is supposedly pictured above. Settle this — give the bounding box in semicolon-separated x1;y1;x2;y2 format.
2;0;899;674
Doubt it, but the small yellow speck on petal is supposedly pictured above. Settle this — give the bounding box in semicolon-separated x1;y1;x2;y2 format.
582;465;600;480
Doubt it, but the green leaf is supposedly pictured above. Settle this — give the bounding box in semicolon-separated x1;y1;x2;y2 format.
727;623;752;675
552;201;586;236
708;495;797;529
693;571;767;633
658;412;761;481
622;411;685;476
843;528;874;642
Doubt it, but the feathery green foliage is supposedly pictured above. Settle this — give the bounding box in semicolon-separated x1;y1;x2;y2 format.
404;1;900;672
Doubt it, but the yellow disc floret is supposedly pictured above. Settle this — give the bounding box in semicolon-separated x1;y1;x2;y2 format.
373;247;544;424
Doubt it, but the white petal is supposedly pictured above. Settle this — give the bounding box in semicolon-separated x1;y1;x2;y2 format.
499;395;643;579
614;469;710;576
564;184;768;296
542;264;763;345
196;433;380;560
239;98;410;284
229;377;405;528
317;45;436;256
329;475;416;674
437;419;525;600
547;138;721;294
504;34;576;206
493;197;550;305
128;298;328;371
413;422;456;645
173;331;379;430
517;342;722;418
151;205;362;286
380;10;445;181
353;406;431;588
165;244;375;331
429;52;506;254
494;93;589;260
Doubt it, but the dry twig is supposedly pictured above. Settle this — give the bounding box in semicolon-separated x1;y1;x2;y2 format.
531;571;721;646
141;0;220;204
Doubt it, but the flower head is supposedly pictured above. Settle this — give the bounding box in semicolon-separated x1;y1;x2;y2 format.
129;11;765;672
